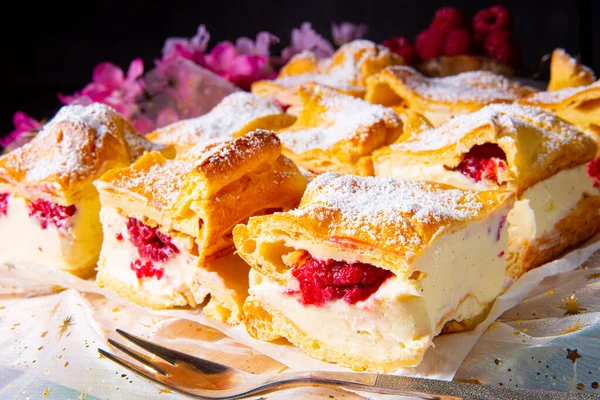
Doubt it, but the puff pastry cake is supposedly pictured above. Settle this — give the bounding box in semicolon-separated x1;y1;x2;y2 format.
234;173;514;371
373;104;600;278
94;130;306;324
276;84;402;176
518;80;600;135
365;66;535;126
547;48;596;91
148;92;295;153
0;103;163;277
252;40;403;114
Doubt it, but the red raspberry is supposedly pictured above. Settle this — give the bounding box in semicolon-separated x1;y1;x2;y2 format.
455;143;507;184
443;28;475;56
382;36;417;64
473;5;512;42
484;30;521;67
588;158;600;188
431;7;465;35
0;193;8;216
415;29;445;61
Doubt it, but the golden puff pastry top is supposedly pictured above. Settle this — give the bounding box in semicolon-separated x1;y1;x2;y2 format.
276;84;402;174
236;173;514;275
547;48;596;91
253;40;404;96
0;103;164;204
147;92;295;153
95;130;306;239
375;104;597;192
365;66;535;109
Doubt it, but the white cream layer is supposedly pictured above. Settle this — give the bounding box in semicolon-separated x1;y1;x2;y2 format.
98;207;203;306
0;194;101;272
249;204;511;368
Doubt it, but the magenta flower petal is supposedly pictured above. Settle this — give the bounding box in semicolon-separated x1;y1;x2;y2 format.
332;22;369;46
1;111;42;148
190;24;210;53
132;116;156;134
126;58;144;82
156;108;180;127
92;62;125;91
279;22;334;64
205;42;238;73
235;37;255;55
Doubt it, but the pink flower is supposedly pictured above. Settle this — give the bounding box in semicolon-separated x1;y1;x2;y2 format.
156;108;180;128
1;112;42;148
162;24;210;65
203;42;276;90
235;32;279;57
331;22;369;46
279;22;334;64
58;58;145;119
132;116;156;134
153;55;196;101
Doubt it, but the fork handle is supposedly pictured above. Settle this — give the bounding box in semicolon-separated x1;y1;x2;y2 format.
268;372;591;399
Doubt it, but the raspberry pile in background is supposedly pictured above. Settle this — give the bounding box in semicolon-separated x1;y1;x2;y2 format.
382;4;521;67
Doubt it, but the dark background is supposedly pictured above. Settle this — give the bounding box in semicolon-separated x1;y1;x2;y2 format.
2;0;599;135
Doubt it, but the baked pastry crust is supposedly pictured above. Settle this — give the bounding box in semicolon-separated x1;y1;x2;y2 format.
547;48;597;91
365;66;535;126
235;173;514;370
251;40;403;113
147;92;295;154
0;103;167;205
373;104;597;194
518;80;600;130
96;130;307;261
276;84;402;176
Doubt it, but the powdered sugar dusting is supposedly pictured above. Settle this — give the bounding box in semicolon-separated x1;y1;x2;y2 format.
392;104;581;158
151;92;283;148
522;80;600;104
279;87;399;153
389;66;534;103
275;74;362;91
293;173;483;246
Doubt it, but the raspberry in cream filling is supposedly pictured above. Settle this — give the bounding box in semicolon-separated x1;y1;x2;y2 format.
455;143;507;184
125;218;179;279
27;199;76;229
291;257;393;306
588;158;600;188
0;193;8;216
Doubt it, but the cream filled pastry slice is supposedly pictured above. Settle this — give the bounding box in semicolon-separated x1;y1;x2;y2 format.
147;92;295;153
365;66;535;126
0;103;165;277
251;40;403;115
94;130;307;324
234;173;514;371
373;104;600;278
276;84;402;176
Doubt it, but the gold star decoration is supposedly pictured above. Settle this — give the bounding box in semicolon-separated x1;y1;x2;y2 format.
558;294;587;316
586;272;600;281
49;301;61;318
562;320;589;335
58;316;75;340
43;388;50;397
566;348;582;364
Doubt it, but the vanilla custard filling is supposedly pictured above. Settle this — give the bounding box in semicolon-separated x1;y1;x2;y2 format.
249;205;510;366
0;194;101;272
98;207;202;303
507;164;599;242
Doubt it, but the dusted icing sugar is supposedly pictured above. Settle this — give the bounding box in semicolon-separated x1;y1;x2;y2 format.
522;80;600;104
293;173;484;245
388;66;534;103
278;87;399;153
151;92;282;147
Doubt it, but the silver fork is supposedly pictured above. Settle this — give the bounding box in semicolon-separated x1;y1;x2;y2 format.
99;329;591;399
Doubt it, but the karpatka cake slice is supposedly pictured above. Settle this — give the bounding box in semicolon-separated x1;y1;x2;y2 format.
95;130;306;324
0;103;166;277
234;173;514;371
373;104;600;278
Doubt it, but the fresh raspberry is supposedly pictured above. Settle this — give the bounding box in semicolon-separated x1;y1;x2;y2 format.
415;29;445;61
473;4;512;41
130;259;164;280
382;36;417;64
431;7;466;35
588;158;600;188
455;143;508;184
271;98;290;112
28;199;76;230
126;218;179;263
443;28;475;56
0;193;8;216
484;30;521;67
291;257;393;306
